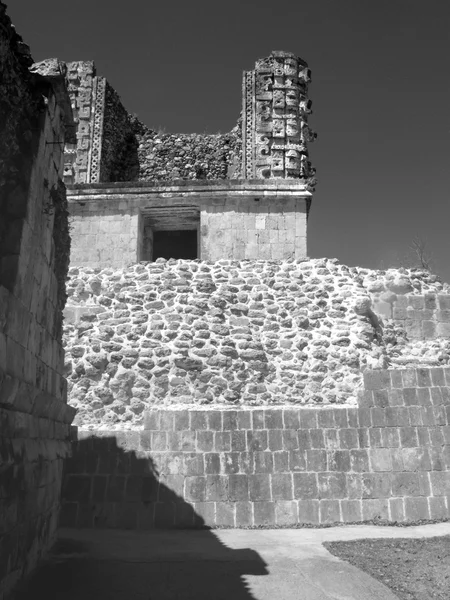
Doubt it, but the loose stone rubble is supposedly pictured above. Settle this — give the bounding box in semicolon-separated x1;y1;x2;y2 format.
64;258;449;429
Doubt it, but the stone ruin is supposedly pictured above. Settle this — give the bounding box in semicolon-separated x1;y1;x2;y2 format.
1;5;450;596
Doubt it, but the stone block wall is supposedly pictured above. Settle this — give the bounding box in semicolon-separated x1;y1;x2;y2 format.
67;182;311;268
200;197;307;261
69;206;142;267
390;294;450;341
60;367;450;529
0;6;76;598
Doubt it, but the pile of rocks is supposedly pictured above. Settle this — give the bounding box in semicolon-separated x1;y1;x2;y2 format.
131;117;242;181
63;258;448;429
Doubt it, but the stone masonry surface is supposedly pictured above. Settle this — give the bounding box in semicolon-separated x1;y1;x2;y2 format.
61;366;450;528
0;4;75;599
63;258;450;430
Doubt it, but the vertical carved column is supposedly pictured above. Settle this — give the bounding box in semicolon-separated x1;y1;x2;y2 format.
241;51;316;183
64;61;95;184
89;76;106;183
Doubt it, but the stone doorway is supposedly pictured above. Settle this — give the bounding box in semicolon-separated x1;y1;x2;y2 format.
141;206;200;261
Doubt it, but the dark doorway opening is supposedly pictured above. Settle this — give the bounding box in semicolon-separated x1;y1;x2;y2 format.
153;230;198;260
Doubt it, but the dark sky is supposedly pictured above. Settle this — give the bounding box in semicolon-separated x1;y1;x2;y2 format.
8;0;450;282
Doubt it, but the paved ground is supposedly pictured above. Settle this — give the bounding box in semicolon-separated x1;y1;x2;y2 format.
15;523;450;600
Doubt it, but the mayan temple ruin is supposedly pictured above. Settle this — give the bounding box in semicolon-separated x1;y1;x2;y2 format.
1;2;450;596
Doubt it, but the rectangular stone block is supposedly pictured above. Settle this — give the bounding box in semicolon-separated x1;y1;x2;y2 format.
429;471;450;496
251;410;265;429
275;500;298;526
323;429;339;451
254;501;275;526
204;453;221;475
282;430;298;450
184;476;206;502
370;449;392;471
173;411;189;431
214;432;231;452
264;409;283;429
222;411;239;431
190;410;208;430
222;452;240;474
381;428;400;448
271;473;293;501
319;499;341;524
228;474;249;501
207;411;222;431
299;409;318;429
193;502;215;527
248;474;271;502
399;427;418;448
340;499;362;523
298;499;320;524
235;501;253;526
361;498;389;521
403;388;418;406
404;496;430;521
247;430;268;451
237;410;252;430
215;502;235;527
335;408;351;428
144;410;160;430
184;454;204;476
363;370;390;390
305;449;326;471
196;431;214;452
293;472;318;500
390;370;404;389
339;428;359;449
159;412;174;431
402;448;431;471
318;473;347;500
175;502;195;528
373;390;389;408
298;430;312;450
254;452;273;474
429;496;448;520
230;430;246;452
317;409;335;428
309;429;325;449
268;429;283;451
349;449;370;472
283;409;300;430
357;390;374;408
328;450;351;472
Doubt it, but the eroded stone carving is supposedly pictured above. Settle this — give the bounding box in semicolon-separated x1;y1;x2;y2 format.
63;61;96;184
242;51;316;186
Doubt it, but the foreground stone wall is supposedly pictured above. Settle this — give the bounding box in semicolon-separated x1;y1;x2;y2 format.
0;5;75;598
61;367;450;528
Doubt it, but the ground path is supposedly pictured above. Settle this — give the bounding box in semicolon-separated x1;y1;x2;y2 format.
15;523;450;600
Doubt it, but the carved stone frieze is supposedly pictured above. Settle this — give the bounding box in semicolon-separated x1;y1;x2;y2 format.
241;51;316;185
63;61;96;184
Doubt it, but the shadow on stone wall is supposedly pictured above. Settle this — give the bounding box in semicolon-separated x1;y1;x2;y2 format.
12;436;268;599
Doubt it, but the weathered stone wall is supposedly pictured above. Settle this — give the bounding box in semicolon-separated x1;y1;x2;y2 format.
101;83;139;182
64;259;449;431
69;207;142;267
132;117;242;182
67;181;311;268
61;366;450;528
0;5;75;598
201;197;307;261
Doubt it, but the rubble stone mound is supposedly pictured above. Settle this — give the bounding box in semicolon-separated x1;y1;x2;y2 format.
64;258;448;429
